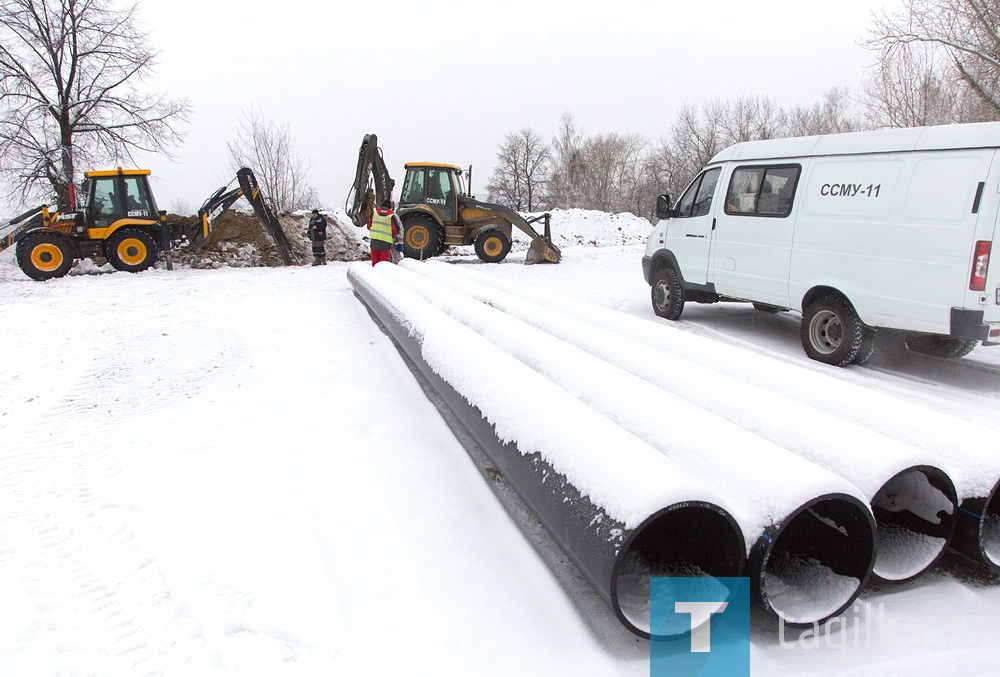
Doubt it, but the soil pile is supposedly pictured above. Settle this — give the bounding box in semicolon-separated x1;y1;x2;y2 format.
163;209;368;268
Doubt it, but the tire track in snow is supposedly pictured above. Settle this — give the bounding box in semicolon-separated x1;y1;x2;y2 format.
0;318;244;673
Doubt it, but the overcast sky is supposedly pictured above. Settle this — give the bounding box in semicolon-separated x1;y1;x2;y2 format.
126;0;898;214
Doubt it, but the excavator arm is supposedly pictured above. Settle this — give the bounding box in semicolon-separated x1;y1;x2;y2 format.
184;167;296;265
346;134;395;228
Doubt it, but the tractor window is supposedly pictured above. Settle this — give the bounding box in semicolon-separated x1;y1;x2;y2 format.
401;169;425;205
123;176;153;218
426;169;453;207
91;177;122;224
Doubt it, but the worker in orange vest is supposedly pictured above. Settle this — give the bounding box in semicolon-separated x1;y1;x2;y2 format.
367;200;401;266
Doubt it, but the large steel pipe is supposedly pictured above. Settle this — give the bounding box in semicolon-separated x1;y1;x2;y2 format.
384;262;877;625
410;261;951;584
347;264;745;638
952;482;1000;571
424;262;984;577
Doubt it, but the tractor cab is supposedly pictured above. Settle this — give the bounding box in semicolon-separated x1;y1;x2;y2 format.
81;169;160;229
399;162;467;224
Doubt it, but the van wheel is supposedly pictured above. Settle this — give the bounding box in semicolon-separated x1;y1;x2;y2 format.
852;327;877;365
651;267;684;320
905;335;979;359
801;295;863;366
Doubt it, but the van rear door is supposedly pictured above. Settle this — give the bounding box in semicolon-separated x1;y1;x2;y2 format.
968;151;1000;339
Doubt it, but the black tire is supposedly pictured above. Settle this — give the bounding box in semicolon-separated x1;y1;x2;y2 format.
800;295;864;366
905;334;979;359
401;216;443;260
15;231;74;281
107;228;157;272
650;267;684;320
852;327;877;365
474;229;511;263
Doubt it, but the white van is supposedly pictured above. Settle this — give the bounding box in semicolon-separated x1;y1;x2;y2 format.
642;122;1000;366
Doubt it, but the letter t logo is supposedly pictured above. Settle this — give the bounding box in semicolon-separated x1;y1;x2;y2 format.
674;601;729;652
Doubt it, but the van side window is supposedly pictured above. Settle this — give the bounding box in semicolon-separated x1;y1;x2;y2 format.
674;168;721;218
725;165;800;217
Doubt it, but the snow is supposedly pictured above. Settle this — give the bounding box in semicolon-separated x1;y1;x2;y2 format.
3;209;1000;675
764;555;861;625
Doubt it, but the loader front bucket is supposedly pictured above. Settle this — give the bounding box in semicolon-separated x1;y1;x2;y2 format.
525;235;561;264
522;213;561;264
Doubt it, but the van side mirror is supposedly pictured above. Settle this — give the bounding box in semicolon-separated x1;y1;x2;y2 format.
655;194;675;220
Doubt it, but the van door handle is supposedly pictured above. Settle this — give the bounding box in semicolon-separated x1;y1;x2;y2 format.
712;218;717;231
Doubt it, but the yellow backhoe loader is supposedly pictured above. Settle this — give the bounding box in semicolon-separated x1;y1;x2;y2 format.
346;134;560;264
0;167;295;280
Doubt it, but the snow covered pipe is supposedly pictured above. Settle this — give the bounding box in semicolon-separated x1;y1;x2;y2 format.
952;483;1000;572
411;261;958;584
387;262;877;626
347;264;746;638
428;262;999;574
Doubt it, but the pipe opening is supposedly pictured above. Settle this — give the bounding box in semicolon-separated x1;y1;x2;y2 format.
983;484;1000;567
870;466;957;582
762;496;875;625
612;504;744;638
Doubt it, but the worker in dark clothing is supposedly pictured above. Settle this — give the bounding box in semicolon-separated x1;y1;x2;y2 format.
308;209;328;266
367;200;401;266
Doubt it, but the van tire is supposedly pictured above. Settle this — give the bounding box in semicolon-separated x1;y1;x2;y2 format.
801;295;863;366
651;267;684;320
905;335;979;359
852;327;877;365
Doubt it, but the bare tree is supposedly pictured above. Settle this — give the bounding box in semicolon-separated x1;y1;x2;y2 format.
577;131;649;214
787;86;863;136
718;95;786;145
648;96;791;212
867;0;1000;117
486;127;550;211
547;112;586;208
0;0;190;208
226;105;317;213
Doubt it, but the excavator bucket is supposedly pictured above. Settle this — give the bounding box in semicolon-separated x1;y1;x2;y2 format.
525;235;561;264
521;213;561;264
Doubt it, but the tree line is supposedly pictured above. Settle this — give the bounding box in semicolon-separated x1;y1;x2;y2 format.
0;0;315;215
2;0;998;219
486;0;1000;220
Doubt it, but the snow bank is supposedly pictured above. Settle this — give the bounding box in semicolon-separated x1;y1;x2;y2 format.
512;208;653;249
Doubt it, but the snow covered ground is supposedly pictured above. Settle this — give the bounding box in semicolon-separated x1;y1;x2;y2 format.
1;210;999;675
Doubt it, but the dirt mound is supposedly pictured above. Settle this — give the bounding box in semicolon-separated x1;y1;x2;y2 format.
163;210;368;268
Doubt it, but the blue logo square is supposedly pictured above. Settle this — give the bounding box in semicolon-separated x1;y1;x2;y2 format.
649;577;750;677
